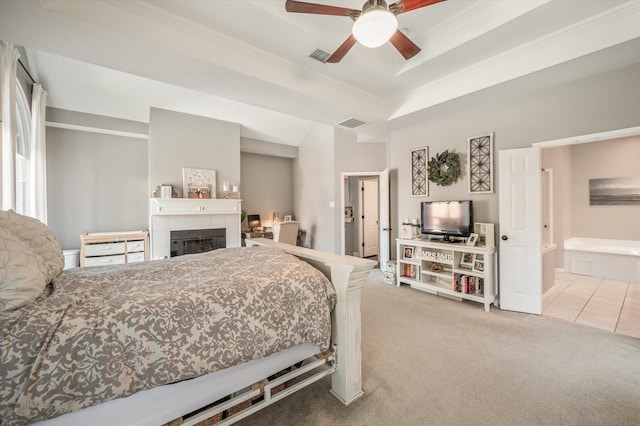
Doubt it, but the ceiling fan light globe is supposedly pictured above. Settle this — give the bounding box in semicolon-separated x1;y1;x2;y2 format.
352;10;398;48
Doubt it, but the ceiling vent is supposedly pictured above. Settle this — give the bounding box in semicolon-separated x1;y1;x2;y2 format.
309;49;331;63
337;118;367;128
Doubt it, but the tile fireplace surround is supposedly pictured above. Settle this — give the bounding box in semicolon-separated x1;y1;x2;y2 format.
149;198;242;260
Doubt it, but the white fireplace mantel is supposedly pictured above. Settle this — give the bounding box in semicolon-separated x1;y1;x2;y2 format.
150;198;242;216
149;198;242;259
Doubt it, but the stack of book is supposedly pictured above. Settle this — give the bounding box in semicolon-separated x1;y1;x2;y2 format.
453;273;484;295
401;263;418;280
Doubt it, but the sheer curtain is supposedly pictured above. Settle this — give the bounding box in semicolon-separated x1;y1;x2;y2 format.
0;41;20;211
29;83;47;222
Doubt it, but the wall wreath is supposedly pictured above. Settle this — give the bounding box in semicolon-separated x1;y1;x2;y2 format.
428;150;461;186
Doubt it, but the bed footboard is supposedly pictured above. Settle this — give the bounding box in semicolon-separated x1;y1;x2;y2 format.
245;239;377;405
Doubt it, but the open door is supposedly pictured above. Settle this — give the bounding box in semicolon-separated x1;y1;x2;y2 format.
361;179;379;258
498;147;542;314
378;169;390;269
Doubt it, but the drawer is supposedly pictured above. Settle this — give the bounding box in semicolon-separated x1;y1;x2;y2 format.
127;252;145;263
84;254;126;267
84;242;126;257
127;240;145;252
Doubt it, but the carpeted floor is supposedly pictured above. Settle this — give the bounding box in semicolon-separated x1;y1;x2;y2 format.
235;270;640;426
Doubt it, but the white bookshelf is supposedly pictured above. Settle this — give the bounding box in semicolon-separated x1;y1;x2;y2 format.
396;238;497;312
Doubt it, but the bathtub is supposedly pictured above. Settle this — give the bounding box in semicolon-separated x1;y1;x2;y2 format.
563;237;640;282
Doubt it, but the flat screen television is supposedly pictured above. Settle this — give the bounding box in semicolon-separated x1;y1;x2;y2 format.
420;200;473;242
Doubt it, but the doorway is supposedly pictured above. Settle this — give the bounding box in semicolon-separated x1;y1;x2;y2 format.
360;177;379;259
499;126;640;315
340;170;390;269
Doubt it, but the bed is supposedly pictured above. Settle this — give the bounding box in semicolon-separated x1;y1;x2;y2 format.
0;210;376;425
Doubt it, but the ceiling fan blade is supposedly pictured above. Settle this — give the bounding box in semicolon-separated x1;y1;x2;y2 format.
285;0;360;17
327;35;357;63
389;0;446;15
389;30;421;60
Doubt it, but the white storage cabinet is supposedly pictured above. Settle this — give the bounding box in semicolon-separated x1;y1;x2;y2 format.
80;231;149;267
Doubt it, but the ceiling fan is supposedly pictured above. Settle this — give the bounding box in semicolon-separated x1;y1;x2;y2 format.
285;0;445;63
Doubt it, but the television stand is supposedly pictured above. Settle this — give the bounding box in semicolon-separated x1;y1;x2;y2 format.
396;238;496;312
438;237;459;244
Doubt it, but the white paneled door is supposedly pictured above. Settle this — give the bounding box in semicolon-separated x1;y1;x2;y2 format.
378;169;390;268
362;178;379;258
498;147;542;314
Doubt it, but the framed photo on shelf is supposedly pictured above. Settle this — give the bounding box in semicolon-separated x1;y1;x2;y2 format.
473;259;485;273
472;253;485;272
466;233;479;246
459;252;474;269
403;246;414;259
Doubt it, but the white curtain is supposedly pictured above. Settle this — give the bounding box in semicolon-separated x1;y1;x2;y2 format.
30;83;48;222
0;41;20;211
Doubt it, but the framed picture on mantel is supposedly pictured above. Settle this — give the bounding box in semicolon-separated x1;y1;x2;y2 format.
183;167;216;199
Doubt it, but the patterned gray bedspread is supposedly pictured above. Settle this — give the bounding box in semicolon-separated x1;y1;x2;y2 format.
0;246;336;425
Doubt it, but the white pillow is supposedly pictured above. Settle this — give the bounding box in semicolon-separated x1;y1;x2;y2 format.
0;209;64;283
0;228;47;312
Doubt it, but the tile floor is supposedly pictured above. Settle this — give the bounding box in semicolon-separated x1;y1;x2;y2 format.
543;271;640;339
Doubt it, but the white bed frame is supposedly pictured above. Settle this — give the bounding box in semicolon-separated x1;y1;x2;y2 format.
36;240;376;426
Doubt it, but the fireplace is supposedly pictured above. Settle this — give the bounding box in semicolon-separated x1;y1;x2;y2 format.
170;228;226;257
149;198;242;259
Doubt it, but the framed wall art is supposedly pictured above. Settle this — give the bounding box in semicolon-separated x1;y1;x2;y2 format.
589;176;640;205
467;133;494;194
183;167;217;199
410;146;428;197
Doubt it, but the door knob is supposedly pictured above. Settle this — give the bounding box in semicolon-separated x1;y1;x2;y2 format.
501;235;508;241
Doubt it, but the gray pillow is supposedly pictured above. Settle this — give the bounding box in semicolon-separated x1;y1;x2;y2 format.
0;227;46;311
0;210;64;284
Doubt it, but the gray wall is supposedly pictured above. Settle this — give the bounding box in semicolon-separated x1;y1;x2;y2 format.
240;152;294;230
542;137;640;268
389;62;640;258
148;108;240;197
46;125;148;249
333;128;387;254
567;137;640;240
292;125;387;253
45;61;640;257
46;107;308;251
293;124;334;251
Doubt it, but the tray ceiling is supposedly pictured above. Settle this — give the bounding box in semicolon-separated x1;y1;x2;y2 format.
1;0;639;145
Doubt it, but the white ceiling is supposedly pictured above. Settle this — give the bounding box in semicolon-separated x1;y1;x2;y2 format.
1;0;640;146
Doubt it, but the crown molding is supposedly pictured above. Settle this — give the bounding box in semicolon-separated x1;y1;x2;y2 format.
390;1;640;120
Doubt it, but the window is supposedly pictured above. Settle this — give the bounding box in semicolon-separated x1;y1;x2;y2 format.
14;81;31;215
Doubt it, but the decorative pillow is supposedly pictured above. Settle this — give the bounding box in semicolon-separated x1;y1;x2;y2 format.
0;228;47;312
0;210;64;283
